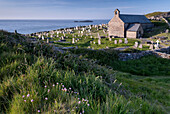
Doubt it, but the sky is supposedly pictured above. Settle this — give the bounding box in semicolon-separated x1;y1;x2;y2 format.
0;0;169;19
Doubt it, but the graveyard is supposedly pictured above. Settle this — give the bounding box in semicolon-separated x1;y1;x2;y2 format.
0;15;170;114
28;19;170;53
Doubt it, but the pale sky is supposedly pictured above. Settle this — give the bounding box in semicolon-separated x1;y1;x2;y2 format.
0;0;169;19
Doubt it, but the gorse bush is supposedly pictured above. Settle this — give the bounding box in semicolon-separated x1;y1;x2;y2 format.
0;31;169;113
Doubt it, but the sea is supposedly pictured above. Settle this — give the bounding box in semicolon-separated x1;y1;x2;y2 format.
0;20;109;34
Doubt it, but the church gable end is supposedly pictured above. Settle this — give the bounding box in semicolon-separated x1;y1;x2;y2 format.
108;9;153;38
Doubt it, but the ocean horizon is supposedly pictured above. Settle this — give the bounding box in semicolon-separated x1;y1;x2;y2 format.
0;19;109;34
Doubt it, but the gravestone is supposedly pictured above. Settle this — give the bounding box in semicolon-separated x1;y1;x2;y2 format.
165;29;169;33
134;42;138;48
42;36;44;40
139;44;143;49
124;38;128;44
154;44;159;49
72;38;75;44
149;44;154;50
38;35;41;38
106;46;109;49
98;38;101;45
119;39;122;44
47;38;49;43
114;40;117;44
61;36;64;40
156;40;160;47
109;37;112;41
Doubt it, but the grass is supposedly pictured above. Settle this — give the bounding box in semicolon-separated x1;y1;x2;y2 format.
143;20;169;38
0;30;170;114
145;11;167;18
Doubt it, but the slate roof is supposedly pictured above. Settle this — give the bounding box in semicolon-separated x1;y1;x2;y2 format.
127;24;141;32
120;14;151;23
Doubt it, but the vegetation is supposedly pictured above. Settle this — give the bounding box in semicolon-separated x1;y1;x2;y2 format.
145;11;167;18
143;20;169;38
0;30;170;113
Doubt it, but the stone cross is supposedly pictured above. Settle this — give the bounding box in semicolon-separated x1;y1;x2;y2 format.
154;44;159;49
72;38;75;44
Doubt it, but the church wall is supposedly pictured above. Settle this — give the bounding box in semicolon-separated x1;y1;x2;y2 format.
126;31;137;38
108;17;125;38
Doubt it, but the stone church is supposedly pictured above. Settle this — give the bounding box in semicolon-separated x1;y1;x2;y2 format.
108;9;154;38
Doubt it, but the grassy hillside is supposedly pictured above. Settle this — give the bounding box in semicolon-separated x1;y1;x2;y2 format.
0;30;170;113
145;11;167;17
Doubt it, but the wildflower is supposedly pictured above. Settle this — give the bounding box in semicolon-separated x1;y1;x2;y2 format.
119;82;122;86
69;88;71;90
54;110;56;112
78;101;81;104
45;97;48;100
45;85;47;88
22;95;25;98
62;85;64;87
48;89;50;93
113;79;117;83
74;92;77;94
27;94;30;97
38;110;40;113
56;83;59;85
24;100;26;102
63;88;67;92
82;111;85;113
53;84;55;87
80;112;82;114
31;99;34;102
87;104;90;106
76;107;78;109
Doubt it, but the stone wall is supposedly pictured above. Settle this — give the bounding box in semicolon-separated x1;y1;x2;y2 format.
118;47;170;61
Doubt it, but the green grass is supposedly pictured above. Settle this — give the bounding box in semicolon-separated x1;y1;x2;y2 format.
0;30;170;113
145;12;167;18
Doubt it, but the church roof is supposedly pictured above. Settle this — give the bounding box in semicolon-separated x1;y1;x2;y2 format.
127;24;141;32
120;14;151;23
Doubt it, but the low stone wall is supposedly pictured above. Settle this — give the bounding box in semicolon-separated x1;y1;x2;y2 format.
118;47;170;61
